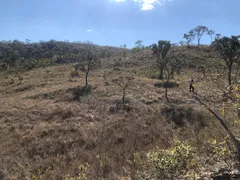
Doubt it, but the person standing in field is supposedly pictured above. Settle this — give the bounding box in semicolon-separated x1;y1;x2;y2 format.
189;78;195;93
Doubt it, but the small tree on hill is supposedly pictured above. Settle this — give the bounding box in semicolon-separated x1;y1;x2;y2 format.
185;25;209;46
215;33;222;40
168;46;187;79
164;46;186;102
208;29;215;43
78;48;99;87
135;40;143;50
151;40;171;80
112;75;134;106
212;36;240;86
183;32;195;46
120;44;127;59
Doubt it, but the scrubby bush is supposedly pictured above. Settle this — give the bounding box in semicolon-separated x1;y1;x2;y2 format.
72;86;92;101
66;163;90;180
147;140;194;179
70;70;80;79
207;136;233;168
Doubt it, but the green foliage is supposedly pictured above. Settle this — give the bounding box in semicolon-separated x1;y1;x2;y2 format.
134;40;144;51
0;40;124;70
207;136;232;168
128;152;150;180
31;169;43;180
183;32;195;46
66;163;90;180
152;41;171;60
151;40;171;80
186;25;209;46
147;140;194;179
212;36;240;61
212;36;240;85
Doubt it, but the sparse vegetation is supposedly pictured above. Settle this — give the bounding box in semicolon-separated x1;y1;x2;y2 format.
1;29;240;179
111;72;134;107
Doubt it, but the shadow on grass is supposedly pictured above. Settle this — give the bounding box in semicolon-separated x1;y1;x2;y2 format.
67;85;92;101
154;81;179;88
28;89;65;100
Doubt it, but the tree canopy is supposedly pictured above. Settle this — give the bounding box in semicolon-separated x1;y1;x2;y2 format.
212;36;240;85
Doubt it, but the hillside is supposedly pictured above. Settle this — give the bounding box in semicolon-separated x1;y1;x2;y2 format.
0;45;239;179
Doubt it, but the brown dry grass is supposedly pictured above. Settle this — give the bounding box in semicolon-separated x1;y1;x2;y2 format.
0;62;235;179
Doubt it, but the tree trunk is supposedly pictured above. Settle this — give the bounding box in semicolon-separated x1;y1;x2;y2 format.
159;67;164;80
171;69;174;79
122;90;125;106
165;76;170;103
228;64;232;86
50;50;53;64
197;38;200;47
85;71;89;87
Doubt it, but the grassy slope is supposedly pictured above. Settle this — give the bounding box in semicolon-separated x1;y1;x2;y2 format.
0;46;235;179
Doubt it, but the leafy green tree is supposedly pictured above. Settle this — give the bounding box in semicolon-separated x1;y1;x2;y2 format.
135;40;144;50
185;26;209;46
120;44;127;59
45;39;57;64
151;40;171;80
163;45;186;102
212;36;240;85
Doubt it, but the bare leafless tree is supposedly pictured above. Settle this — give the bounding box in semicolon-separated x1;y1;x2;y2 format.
112;76;134;106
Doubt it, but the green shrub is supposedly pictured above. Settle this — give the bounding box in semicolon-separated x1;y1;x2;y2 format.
207;136;232;168
147;140;194;179
66;163;90;180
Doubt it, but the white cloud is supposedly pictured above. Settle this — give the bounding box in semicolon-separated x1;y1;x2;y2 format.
86;29;93;32
113;0;173;10
113;0;126;2
141;3;154;10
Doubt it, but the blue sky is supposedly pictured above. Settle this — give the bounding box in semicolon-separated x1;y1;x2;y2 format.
0;0;239;48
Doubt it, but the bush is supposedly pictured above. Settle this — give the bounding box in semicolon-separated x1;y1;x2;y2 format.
147;140;194;179
70;70;80;78
207;136;233;168
72;85;92;101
